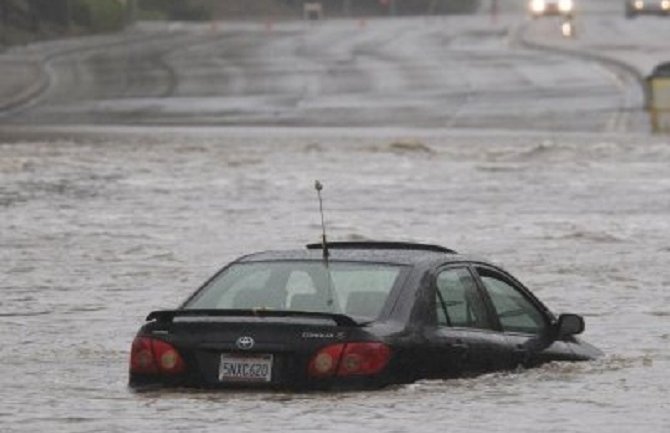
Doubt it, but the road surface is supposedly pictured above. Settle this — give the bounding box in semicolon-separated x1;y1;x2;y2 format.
2;10;666;132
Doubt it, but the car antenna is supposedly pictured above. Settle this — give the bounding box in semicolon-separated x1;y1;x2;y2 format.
314;180;335;308
314;180;329;259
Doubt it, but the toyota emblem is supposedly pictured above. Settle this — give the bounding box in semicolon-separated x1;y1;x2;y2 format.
236;336;255;350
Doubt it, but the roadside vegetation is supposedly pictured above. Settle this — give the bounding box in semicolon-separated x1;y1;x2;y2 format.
1;0;481;47
0;0;128;45
135;0;481;20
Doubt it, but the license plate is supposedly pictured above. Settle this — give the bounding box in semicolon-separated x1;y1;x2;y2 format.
219;353;273;383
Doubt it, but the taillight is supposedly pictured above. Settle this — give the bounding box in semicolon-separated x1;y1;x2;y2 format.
130;337;157;374
308;343;345;377
307;342;391;378
337;342;391;376
130;336;186;375
152;339;186;374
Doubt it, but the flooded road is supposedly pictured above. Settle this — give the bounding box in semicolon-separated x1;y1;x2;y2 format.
1;126;669;432
2;2;670;431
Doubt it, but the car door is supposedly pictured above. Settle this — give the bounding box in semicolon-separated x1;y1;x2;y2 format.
423;265;512;378
473;266;575;367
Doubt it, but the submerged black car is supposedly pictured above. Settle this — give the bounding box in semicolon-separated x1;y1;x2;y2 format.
129;242;601;390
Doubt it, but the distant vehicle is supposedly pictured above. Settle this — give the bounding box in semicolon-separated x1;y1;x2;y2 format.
649;62;670;77
528;0;575;18
303;2;323;20
625;0;670;18
129;241;601;390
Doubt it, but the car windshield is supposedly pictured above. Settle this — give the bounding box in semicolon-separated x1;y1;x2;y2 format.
184;261;404;321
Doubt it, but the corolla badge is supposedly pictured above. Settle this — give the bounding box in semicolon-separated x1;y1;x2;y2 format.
236;336;255;350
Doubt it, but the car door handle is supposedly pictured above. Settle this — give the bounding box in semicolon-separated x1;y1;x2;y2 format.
450;340;469;360
452;342;468;351
513;345;530;365
513;345;527;354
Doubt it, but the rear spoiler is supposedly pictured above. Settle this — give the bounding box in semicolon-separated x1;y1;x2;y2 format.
146;309;360;327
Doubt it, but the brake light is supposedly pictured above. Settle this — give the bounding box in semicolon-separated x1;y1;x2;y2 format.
130;337;186;375
308;343;345;377
338;342;391;376
307;342;391;378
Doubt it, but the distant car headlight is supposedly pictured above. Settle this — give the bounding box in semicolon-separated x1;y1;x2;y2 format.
662;0;670;10
633;0;644;9
558;0;574;12
530;0;546;13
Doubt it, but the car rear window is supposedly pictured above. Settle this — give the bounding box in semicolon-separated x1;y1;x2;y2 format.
184;261;404;320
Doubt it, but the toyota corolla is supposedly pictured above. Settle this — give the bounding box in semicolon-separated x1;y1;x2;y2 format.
129;241;601;390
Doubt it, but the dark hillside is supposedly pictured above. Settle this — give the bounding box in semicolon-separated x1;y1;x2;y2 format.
1;0;127;46
1;0;481;47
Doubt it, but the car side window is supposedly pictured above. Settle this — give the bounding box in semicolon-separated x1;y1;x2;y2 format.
477;270;547;335
436;268;493;330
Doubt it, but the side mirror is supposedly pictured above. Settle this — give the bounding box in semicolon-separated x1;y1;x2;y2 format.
555;313;585;339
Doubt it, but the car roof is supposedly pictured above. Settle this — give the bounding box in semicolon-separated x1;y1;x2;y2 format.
235;241;481;267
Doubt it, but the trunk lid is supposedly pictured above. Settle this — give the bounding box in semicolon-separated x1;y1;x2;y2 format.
143;310;363;388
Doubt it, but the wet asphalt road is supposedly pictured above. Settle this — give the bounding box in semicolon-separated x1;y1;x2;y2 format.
0;14;649;132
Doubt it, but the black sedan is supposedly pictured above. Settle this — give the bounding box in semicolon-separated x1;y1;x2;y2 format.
129;241;601;390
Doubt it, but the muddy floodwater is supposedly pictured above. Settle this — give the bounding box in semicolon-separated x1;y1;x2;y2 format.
1;126;669;432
